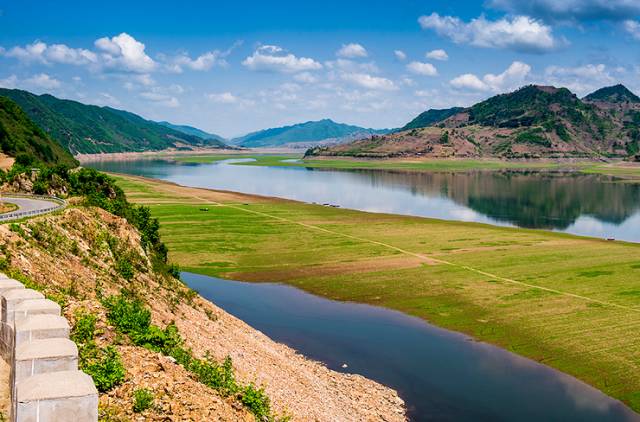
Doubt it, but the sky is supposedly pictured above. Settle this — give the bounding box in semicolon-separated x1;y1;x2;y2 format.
2;0;640;138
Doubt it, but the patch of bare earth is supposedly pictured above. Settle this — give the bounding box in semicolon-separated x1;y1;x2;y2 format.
0;206;406;421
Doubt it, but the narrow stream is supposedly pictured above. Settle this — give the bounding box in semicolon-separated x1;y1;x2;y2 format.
183;272;640;422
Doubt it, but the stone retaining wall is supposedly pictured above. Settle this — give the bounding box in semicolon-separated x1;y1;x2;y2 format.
0;273;98;421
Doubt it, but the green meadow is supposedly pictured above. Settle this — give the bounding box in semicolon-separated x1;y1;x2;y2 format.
114;174;640;411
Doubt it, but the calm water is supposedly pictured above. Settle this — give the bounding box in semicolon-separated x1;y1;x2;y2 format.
184;272;639;422
88;158;640;242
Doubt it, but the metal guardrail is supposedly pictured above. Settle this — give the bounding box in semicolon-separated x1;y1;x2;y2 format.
0;193;67;222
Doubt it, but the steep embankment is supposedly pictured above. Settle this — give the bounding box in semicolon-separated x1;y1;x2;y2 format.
309;84;640;160
0;96;77;167
0;198;405;420
0;88;227;154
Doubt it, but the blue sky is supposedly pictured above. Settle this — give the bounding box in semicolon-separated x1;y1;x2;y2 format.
2;0;640;137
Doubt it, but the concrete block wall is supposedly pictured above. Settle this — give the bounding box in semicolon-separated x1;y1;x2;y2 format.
0;274;98;422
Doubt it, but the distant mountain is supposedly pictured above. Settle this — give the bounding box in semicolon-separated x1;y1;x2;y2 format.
401;107;464;131
156;121;225;142
584;84;640;103
308;84;640;160
0;96;77;166
231;119;390;147
0;89;227;154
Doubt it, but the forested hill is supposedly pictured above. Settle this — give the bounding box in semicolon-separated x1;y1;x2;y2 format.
0;88;227;154
231;119;390;147
0;95;78;166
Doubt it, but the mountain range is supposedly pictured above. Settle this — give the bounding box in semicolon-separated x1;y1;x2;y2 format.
230;119;391;148
308;84;640;160
0;89;227;155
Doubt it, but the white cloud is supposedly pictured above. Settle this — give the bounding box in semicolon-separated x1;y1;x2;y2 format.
294;72;319;83
425;49;448;61
3;41;97;66
450;61;531;92
95;33;156;73
418;13;560;53
624;20;640;40
488;0;640;23
140;91;179;107
0;75;18;89
24;73;61;89
242;45;322;73
544;64;614;95
95;93;121;107
394;50;407;61
207;92;240;104
171;50;227;72
341;73;397;91
407;61;438;76
337;43;368;58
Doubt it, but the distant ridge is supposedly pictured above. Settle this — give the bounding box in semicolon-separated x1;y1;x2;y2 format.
0;88;227;154
308;84;640;160
231;119;391;147
156;121;226;143
400;107;464;131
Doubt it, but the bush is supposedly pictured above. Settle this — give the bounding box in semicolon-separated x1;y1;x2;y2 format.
71;312;97;345
104;294;151;335
83;346;126;392
132;388;154;413
240;384;272;420
115;258;134;281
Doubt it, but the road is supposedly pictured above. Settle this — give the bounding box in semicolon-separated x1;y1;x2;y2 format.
0;196;64;221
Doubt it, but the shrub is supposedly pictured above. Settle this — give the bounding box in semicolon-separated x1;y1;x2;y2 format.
115;258;134;281
83;346;126;392
71;312;97;345
240;384;272;420
104;294;151;335
132;388;154;413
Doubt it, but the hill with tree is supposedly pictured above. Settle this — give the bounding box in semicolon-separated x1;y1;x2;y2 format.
155;121;226;143
0;89;227;154
0;95;78;167
231;119;390;147
308;84;640;160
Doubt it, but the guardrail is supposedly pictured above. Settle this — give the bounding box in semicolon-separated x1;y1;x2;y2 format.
0;193;67;222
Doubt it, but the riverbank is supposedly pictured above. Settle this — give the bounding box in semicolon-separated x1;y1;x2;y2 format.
113;173;640;412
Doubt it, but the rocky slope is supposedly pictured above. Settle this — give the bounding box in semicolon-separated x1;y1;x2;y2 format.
308;84;640;160
0;200;405;420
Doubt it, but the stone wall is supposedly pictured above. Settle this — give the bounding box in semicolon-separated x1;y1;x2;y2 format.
0;273;98;421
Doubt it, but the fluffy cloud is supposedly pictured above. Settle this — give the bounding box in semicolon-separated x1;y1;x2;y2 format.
450;61;531;92
624;20;640;40
394;50;407;61
4;41;97;65
0;73;61;91
0;75;18;89
95;33;156;73
488;0;640;22
425;49;448;61
242;45;322;73
139;91;179;107
340;73;397;91
406;61;438;76
294;72;319;84
170;51;226;72
418;13;560;53
337;43;368;58
207;92;240;104
544;64;614;95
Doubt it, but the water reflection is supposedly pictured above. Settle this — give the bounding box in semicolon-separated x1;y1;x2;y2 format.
184;272;640;422
87;159;640;242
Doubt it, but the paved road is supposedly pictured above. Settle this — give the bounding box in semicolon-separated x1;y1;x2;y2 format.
0;196;63;221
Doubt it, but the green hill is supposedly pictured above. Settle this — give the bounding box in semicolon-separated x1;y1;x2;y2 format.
0;89;227;154
156;121;225;142
584;84;640;103
0;96;78;166
401;107;464;130
232;119;390;147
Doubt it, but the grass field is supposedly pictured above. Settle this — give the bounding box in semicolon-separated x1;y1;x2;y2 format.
114;174;640;411
173;153;640;179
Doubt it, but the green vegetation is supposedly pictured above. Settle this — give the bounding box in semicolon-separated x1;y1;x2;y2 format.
0;88;226;154
515;127;552;147
72;311;126;392
103;293;284;421
132;389;155;413
400;107;464;130
231;118;389;147
115;174;640;411
584;84;640;103
0;96;77;166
